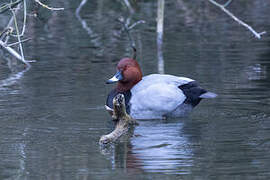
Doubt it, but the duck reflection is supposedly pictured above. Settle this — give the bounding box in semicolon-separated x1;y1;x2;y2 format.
104;118;201;174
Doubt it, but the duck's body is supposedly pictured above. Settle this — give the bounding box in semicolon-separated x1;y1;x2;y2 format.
106;58;216;119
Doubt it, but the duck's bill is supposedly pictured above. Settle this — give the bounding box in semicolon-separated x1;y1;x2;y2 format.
106;70;123;84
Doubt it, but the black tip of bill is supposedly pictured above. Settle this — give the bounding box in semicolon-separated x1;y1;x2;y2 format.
106;70;123;84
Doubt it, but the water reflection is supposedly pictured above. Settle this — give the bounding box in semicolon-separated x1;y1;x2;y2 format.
131;120;192;174
75;0;102;50
0;126;28;180
244;64;267;81
101;119;197;174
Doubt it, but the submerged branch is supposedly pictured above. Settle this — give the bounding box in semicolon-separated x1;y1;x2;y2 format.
99;94;137;145
208;0;266;39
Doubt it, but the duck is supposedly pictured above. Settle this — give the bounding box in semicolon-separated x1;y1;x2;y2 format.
105;58;217;119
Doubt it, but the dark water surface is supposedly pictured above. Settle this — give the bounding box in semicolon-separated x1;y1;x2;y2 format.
1;1;270;179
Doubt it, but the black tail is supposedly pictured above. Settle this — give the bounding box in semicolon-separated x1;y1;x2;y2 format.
179;81;217;107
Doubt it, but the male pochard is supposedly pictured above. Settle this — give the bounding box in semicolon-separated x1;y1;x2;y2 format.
106;58;217;119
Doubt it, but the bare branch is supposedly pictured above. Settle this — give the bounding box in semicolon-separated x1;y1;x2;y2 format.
5;2;22;44
208;0;266;39
122;0;134;14
128;20;146;30
7;38;31;47
0;27;13;41
0;0;22;14
8;0;27;38
118;17;136;59
0;39;34;63
34;0;64;11
21;0;27;36
118;17;145;59
10;6;30;66
0;1;31;67
0;40;25;61
223;0;232;7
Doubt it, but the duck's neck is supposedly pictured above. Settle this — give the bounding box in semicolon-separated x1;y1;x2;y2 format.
116;80;139;92
116;81;135;92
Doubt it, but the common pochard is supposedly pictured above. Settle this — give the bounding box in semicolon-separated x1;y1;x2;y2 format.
105;58;217;119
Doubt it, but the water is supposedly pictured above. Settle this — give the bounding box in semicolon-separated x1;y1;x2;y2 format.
0;0;270;179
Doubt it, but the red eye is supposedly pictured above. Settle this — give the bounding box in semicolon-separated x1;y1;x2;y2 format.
121;66;127;71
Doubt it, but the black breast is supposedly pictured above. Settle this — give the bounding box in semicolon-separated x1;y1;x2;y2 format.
178;81;207;107
106;89;131;114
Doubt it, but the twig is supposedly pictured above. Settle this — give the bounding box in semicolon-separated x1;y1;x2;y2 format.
118;17;145;59
122;0;134;14
34;0;64;11
21;0;27;36
208;0;266;39
128;20;146;30
223;0;232;7
0;27;13;41
0;0;22;14
0;40;25;61
0;1;31;66
10;6;30;67
0;40;34;63
4;2;22;44
9;0;27;38
7;38;31;47
5;3;23;43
